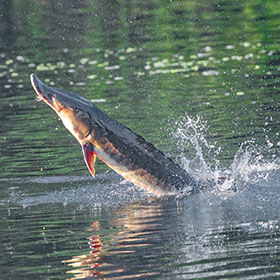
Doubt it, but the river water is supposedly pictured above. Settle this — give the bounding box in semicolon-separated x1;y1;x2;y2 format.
1;0;280;279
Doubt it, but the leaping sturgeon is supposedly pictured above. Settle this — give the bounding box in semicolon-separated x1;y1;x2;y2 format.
30;74;196;196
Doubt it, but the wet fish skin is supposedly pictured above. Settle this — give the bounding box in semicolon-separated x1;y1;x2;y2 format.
30;74;196;196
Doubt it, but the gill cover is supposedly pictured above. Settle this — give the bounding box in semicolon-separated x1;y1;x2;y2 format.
58;107;92;141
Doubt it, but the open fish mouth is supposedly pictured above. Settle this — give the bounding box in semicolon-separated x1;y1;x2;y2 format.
35;94;43;102
30;74;55;107
31;74;44;102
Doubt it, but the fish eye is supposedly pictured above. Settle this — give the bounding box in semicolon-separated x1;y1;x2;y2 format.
73;108;91;121
74;108;83;114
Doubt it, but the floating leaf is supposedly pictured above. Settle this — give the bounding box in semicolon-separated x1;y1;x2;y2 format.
202;70;219;76
79;58;89;64
5;59;13;65
89;60;97;65
87;74;97;79
236;91;244;96
126;47;136;53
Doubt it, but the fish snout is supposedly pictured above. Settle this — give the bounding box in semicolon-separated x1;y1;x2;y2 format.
30;73;54;106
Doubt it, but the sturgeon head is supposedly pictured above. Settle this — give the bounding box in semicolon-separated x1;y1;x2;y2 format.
30;74;97;176
31;74;93;140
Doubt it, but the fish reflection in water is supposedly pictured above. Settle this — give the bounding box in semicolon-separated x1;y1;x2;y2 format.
62;200;163;279
60;185;280;279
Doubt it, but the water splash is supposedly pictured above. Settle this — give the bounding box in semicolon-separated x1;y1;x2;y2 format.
173;116;218;183
172;116;280;195
224;142;280;192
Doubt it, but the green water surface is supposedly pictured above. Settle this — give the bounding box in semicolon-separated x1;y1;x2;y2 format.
1;0;280;279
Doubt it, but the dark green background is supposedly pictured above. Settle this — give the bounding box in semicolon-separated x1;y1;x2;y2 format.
1;1;280;279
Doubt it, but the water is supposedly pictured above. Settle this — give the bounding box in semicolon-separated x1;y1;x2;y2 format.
1;0;280;279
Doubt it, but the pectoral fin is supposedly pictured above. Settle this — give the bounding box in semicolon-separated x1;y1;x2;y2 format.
82;143;96;177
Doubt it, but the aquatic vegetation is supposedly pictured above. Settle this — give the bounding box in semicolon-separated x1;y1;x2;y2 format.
79;58;89;64
236;91;245;96
87;74;97;80
0;40;278;90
